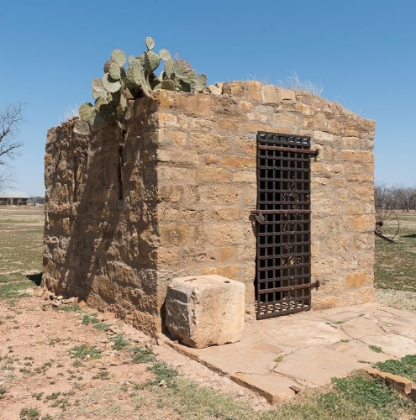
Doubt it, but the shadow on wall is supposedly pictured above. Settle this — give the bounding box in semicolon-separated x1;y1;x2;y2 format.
42;98;161;330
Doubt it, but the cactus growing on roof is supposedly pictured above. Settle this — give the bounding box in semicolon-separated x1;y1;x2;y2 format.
74;37;207;136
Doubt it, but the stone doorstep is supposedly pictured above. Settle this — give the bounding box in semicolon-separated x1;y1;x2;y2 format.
165;340;298;405
363;366;416;402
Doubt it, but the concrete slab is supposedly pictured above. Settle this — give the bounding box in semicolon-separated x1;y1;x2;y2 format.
170;342;276;375
164;303;416;403
259;318;349;347
273;346;362;386
361;334;416;358
341;317;385;338
322;311;366;324
327;340;397;363
231;372;297;404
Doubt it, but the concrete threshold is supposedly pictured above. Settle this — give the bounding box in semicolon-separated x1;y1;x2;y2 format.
163;303;416;404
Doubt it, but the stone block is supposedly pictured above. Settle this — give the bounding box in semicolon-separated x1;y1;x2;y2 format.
346;271;371;288
217;118;239;131
196;167;230;183
165;275;245;348
186;95;212;115
247;81;262;101
262;85;278;104
221;156;256;168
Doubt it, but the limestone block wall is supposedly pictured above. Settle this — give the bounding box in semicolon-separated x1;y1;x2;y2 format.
43;81;376;335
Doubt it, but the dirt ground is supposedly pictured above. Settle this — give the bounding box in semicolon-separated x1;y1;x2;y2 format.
0;207;268;419
1;207;416;419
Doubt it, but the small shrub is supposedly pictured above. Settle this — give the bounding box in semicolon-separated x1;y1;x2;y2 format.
82;314;99;325
131;346;156;363
369;345;383;353
68;344;102;360
112;334;128;350
92;370;110;380
20;407;40;420
54;304;81;312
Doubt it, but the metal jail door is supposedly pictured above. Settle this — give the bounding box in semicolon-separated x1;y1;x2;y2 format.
254;131;320;320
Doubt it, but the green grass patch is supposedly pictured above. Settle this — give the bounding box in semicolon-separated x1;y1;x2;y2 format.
54;304;81;312
20;407;41;420
68;344;102;360
111;334;128;350
82;314;99;325
375;213;416;292
369;345;383;353
131;346;156;364
374;354;416;383
93;322;110;331
0;281;33;299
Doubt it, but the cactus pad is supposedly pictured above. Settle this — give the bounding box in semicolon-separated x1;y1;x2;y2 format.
145;36;155;51
173;59;196;82
161;79;176;91
159;49;171;61
92;78;105;93
164;59;174;78
102;73;121;93
194;74;208;92
89;113;106;131
108;61;121;80
79;102;95;122
111;49;126;67
140;51;161;73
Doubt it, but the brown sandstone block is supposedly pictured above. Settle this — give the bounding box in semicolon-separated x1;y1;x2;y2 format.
212;206;241;221
190;133;230;153
158;112;178;127
340;150;374;163
247;81;262;101
221;156;256;168
347;215;375;232
155;90;186;109
196;167;230;182
233;171;256;183
186;95;212;115
272;112;300;127
204;154;219;165
157;149;200;167
222;82;247;98
346;272;370;288
262;85;277;104
217;118;240;131
160;224;190;247
219;247;234;263
165;275;245;348
296;103;315;116
157;185;184;202
239;100;255;111
276;88;296;103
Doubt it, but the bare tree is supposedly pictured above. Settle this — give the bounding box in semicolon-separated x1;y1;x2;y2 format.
374;182;391;210
0;103;24;190
391;185;416;212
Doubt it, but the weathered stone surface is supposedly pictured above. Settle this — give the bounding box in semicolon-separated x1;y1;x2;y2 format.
43;81;375;337
165;275;245;348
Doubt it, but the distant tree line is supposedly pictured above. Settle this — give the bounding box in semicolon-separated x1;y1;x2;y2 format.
375;183;416;211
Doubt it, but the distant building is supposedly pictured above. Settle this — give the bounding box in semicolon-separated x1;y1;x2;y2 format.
0;191;29;205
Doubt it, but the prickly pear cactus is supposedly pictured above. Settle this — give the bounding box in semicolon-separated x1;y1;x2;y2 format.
76;37;208;135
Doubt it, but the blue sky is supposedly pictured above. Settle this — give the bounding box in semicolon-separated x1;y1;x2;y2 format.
1;0;415;196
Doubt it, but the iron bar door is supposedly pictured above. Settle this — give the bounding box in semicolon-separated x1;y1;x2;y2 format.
254;131;319;320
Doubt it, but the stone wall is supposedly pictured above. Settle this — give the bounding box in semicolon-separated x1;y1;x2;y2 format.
43;81;376;335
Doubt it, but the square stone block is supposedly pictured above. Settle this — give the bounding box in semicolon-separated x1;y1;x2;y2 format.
165;275;245;348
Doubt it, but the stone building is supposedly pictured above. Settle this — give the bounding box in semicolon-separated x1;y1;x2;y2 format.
42;81;376;335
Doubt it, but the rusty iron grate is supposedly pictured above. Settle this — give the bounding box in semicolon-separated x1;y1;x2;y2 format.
254;131;319;320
